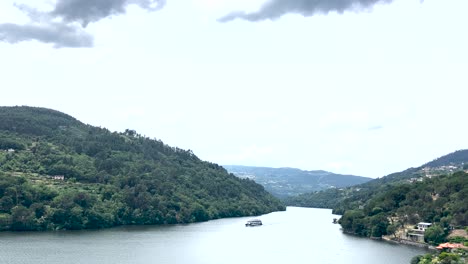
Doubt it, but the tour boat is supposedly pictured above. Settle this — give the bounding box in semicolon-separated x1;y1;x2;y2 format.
245;219;262;227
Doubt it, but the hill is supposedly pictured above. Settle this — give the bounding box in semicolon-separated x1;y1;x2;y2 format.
286;150;468;240
286;149;468;213
224;165;371;198
339;171;467;239
0;106;285;231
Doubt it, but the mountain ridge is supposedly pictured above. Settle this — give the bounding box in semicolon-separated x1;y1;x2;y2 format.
224;165;372;198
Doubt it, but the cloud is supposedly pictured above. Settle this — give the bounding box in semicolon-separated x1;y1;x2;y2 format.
0;0;166;48
52;0;166;27
0;23;93;48
219;0;394;22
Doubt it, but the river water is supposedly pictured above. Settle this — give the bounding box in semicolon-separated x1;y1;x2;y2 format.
0;207;427;264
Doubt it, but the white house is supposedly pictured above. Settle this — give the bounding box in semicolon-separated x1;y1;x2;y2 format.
417;222;432;231
52;175;65;181
407;222;432;243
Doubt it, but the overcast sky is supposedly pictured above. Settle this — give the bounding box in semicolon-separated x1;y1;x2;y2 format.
1;0;467;178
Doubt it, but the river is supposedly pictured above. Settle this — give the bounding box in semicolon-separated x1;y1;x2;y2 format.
0;207;427;264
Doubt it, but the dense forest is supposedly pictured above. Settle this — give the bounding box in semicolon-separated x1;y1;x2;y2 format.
0;106;285;231
224;165;371;198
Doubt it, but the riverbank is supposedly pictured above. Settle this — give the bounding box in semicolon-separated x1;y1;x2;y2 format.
340;228;434;251
382;236;437;250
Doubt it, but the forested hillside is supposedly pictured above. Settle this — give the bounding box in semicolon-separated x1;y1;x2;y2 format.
224;165;371;198
286;150;468;213
286;150;468;240
0;106;284;231
339;171;467;238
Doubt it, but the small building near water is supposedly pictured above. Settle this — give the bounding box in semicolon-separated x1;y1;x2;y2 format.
407;231;425;243
406;222;433;243
417;222;432;231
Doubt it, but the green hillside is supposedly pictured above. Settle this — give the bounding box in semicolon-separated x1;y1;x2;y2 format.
287;150;468;240
0;106;284;231
339;171;467;238
286;150;468;213
224;165;371;198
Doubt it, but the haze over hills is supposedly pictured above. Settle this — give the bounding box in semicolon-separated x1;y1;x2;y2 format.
0;106;284;231
224;165;372;198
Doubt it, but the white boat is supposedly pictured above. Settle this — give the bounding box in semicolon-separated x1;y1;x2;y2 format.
245;219;262;227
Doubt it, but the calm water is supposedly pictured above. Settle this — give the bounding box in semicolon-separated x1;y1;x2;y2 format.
0;207;427;264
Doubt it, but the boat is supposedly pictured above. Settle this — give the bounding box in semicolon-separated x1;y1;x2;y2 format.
245;219;262;227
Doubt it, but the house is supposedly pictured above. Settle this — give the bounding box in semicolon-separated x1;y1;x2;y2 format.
406;223;432;243
407;231;425;243
52;175;65;181
417;222;432;231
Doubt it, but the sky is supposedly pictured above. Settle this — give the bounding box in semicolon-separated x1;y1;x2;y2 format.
1;0;467;178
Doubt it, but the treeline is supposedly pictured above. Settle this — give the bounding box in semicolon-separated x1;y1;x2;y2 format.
284;188;344;209
0;106;285;231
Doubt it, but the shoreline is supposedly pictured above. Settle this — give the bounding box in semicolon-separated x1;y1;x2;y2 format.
381;236;437;251
341;229;435;251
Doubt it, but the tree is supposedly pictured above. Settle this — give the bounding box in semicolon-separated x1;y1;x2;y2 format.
386;223;399;238
370;213;389;238
424;224;445;244
339;210;365;232
10;205;35;230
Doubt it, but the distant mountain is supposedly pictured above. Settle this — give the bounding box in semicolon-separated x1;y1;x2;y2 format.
0;106;284;231
223;165;372;198
287;149;468;213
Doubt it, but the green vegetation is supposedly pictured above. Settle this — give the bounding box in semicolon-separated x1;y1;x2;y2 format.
284;187;344;208
424;225;446;245
0;106;285;231
411;251;466;264
225;165;371;198
337;171;467;238
287;150;468;242
287;150;468;213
